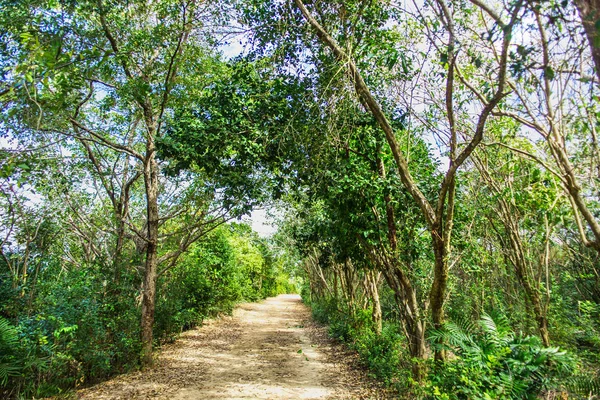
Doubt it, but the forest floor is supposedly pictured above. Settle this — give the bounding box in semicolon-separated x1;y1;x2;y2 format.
75;294;396;399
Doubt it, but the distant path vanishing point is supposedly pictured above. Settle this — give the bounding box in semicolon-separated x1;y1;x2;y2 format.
77;294;395;400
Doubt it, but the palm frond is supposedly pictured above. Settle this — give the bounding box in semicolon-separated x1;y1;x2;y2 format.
0;317;21;387
0;362;20;386
0;317;19;350
568;375;600;397
481;312;513;347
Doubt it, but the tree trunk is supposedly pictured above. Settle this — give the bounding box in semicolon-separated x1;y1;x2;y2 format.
113;201;126;286
511;248;551;347
333;271;339;302
374;253;426;381
368;271;383;335
140;142;160;368
374;143;426;374
534;301;551;347
397;269;427;381
574;0;600;85
343;260;356;314
474;154;552;347
430;231;448;361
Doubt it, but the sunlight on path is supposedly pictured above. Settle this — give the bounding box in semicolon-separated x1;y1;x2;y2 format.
76;294;392;400
169;295;332;399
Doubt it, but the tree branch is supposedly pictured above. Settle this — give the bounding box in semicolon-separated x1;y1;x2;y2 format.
293;0;436;228
68;119;144;160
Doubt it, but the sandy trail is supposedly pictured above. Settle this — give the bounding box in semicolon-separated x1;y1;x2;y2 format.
77;294;394;399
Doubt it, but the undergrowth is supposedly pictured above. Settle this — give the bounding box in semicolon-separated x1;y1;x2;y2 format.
305;296;600;400
0;225;295;398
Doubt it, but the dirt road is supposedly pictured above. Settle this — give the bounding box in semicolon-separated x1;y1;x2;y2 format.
77;294;394;399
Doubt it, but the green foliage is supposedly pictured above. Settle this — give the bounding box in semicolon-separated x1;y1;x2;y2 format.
155;227;241;342
1;267;142;397
156;223;295;342
352;322;408;388
1;0;600;398
0;221;293;398
568;375;600;398
159;59;308;207
0;317;21;387
309;298;334;325
426;312;574;399
308;298;409;391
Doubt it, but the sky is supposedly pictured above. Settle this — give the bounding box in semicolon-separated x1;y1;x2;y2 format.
245;208;278;237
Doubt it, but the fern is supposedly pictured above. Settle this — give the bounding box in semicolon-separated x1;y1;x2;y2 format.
429;316;479;354
0;316;21;386
445;320;478;348
0;363;20;386
428;312;574;399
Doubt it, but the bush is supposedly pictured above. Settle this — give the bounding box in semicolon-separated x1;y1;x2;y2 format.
311;302;334;325
308;298;409;391
11;271;142;397
155;228;242;342
352;322;408;387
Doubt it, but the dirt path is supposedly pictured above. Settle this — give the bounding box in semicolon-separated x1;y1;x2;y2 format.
77;294;395;399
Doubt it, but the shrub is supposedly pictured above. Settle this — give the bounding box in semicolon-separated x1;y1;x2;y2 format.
307;298;409;391
0;222;294;398
352;322;407;387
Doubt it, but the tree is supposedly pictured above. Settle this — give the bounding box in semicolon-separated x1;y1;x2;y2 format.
472;141;562;346
478;0;600;257
0;0;232;366
291;0;524;361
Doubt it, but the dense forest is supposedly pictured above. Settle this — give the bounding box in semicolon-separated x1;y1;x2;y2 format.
1;0;600;398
